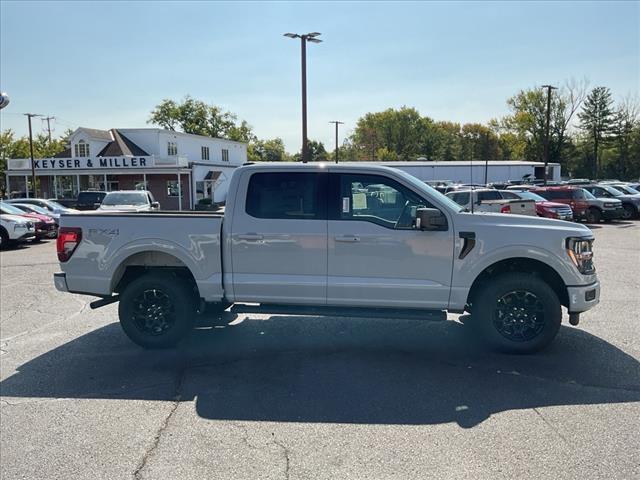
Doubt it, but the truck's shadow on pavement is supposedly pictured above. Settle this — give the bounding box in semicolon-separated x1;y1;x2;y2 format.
1;314;638;428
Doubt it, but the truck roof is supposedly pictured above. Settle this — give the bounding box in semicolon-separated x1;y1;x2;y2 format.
239;162;408;174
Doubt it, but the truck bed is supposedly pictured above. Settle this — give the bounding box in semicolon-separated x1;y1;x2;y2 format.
58;211;224;300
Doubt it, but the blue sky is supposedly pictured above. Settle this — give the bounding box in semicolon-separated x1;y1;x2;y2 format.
1;1;638;153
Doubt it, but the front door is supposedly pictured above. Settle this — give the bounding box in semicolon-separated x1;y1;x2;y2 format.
230;171;328;304
327;172;454;309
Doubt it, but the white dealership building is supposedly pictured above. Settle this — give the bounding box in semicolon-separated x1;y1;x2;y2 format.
4;127;247;209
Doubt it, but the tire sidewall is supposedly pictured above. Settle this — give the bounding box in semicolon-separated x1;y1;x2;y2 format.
587;208;601;224
118;273;196;349
473;273;562;353
622;204;634;220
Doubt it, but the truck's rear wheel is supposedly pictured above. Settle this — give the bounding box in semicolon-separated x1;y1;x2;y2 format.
118;273;196;349
471;273;561;353
622;204;636;220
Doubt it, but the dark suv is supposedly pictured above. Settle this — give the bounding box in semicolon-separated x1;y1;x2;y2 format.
583;185;640;220
76;191;107;210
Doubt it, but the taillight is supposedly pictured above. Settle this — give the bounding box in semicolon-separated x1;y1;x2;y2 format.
57;227;82;262
500;204;511;213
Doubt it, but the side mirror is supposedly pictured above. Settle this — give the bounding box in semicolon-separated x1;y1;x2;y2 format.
151;202;160;209
416;208;447;231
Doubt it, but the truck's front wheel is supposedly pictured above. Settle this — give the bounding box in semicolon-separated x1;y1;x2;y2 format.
472;273;562;353
118;273;196;349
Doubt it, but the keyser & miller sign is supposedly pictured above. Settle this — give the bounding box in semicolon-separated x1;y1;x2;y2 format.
31;157;152;170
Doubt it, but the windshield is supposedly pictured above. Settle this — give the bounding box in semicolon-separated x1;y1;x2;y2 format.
513;191;546;202
102;192;148;206
617;185;640;194
46;200;68;210
581;189;596;200
603;186;625;197
0;203;28;215
14;204;50;215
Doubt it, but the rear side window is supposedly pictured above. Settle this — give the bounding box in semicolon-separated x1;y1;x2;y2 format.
246;172;326;220
450;192;469;205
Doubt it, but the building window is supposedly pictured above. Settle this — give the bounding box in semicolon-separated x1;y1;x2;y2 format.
74;140;90;157
201;146;210;160
222;148;229;162
167;141;177;156
166;180;183;197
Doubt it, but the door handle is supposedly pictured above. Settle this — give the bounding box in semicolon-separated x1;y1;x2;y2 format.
238;233;264;241
334;235;360;242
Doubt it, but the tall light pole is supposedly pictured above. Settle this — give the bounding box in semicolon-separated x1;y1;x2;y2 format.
541;85;557;185
284;32;322;163
329;121;344;163
24;113;41;198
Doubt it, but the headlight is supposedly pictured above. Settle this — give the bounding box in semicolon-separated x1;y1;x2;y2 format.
566;237;595;274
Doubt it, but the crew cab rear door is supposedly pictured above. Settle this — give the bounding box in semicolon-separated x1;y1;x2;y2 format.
229;171;328;304
327;172;454;309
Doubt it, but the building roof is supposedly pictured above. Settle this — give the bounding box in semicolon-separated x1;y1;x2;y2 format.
77;127;113;142
118;128;248;146
53;147;71;158
97;129;149;157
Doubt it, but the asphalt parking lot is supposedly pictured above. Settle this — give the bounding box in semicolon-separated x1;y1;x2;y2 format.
1;222;639;480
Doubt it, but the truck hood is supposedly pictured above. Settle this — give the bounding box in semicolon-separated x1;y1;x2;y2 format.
98;205;150;212
459;211;592;237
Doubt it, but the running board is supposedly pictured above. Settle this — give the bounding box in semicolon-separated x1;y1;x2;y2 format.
230;304;447;321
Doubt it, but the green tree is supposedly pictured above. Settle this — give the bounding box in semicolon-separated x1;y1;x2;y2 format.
292;140;327;162
460;123;500;160
578;86;615;177
249;138;288;162
608;97;638;179
148;96;248;139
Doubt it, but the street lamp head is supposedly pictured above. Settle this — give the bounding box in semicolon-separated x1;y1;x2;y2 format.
307;38;323;44
307;32;322;37
284;33;299;38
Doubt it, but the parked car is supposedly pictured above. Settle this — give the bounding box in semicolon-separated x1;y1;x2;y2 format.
532;186;623;223
500;190;573;221
565;179;592;185
11;203;61;224
0;202;57;239
6;198;78;217
75;191;108;210
54;163;600;353
583;184;640;220
97;191;160;212
446;188;536;216
0;213;36;248
606;184;640;195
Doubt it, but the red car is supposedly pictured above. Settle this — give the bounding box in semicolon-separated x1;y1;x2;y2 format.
530;186;591;221
500;190;574;220
0;202;58;239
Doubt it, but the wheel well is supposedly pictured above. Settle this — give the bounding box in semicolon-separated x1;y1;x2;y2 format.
113;251;199;297
467;258;568;308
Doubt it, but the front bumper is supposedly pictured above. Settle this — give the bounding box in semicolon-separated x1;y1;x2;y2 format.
602;207;624;220
567;281;600;313
54;272;69;293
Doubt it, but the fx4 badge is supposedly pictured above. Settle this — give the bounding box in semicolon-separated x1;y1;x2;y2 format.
88;228;119;236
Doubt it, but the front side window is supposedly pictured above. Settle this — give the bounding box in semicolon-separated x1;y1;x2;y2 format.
337;174;433;229
201;146;210;160
477;190;502;202
74;140;90;157
222;149;229;162
167;142;177;156
246;172;325;220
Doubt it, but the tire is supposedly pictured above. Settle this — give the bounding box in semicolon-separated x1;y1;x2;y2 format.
586;207;602;224
0;228;10;250
471;272;562;354
118;273;197;349
621;204;636;220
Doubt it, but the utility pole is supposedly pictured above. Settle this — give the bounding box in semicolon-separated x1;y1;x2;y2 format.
284;32;322;163
24;113;41;198
43;116;55;143
329;121;344;164
541;85;557;185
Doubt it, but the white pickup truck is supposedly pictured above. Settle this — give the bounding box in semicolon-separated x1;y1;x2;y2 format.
54;163;600;353
446;189;537;216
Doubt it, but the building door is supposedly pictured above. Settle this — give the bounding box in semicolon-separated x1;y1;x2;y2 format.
327;172;454;309
229;171;328;304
